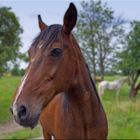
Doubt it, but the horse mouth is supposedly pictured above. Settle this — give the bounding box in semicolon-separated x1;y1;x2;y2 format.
14;113;40;129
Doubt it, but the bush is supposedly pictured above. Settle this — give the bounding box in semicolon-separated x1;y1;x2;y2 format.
11;66;25;76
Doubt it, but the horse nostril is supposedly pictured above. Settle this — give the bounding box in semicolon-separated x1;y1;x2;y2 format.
18;105;27;120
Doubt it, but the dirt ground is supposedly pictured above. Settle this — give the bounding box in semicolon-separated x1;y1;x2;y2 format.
0;120;44;139
0;119;23;139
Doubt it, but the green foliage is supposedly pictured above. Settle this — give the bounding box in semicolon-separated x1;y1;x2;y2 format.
0;7;23;75
117;21;140;98
11;64;25;76
118;21;140;75
18;53;29;63
76;0;125;78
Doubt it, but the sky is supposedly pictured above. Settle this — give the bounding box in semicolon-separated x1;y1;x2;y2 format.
0;0;140;68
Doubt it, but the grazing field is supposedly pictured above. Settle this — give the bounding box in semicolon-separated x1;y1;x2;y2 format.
0;76;20;124
0;76;140;139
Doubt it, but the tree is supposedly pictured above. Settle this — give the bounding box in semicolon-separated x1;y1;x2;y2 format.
118;21;140;98
76;0;125;80
11;63;25;76
0;7;23;75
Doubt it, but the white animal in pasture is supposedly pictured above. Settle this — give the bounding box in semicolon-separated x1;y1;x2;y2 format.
98;77;128;100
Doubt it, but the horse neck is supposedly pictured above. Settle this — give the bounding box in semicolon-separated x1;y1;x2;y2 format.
65;54;101;125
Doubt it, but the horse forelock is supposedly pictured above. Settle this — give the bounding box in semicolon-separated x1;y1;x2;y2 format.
31;24;62;50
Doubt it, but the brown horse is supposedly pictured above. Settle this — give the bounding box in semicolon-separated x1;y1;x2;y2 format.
10;3;108;139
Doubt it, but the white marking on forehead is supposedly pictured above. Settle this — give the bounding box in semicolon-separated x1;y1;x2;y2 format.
12;70;30;115
39;45;43;49
38;40;44;49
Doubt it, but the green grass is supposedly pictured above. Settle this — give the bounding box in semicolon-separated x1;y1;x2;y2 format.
0;76;140;139
104;100;140;139
0;76;21;124
3;126;41;139
101;76;140;139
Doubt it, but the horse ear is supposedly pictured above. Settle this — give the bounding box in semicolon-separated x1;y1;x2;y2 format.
63;3;77;34
38;15;47;31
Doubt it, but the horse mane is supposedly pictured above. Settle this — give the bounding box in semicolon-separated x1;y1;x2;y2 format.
69;36;101;104
86;64;101;103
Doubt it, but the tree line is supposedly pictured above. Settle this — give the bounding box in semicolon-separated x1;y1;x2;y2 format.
0;1;139;98
76;0;140;98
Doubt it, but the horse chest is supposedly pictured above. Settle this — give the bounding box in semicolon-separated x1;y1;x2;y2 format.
40;93;85;138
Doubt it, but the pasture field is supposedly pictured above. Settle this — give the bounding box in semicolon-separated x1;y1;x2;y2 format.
0;76;140;139
0;76;20;124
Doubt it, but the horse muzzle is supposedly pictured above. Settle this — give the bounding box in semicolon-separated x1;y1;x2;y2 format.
10;104;40;129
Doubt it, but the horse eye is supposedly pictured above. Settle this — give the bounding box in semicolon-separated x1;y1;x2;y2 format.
50;48;62;57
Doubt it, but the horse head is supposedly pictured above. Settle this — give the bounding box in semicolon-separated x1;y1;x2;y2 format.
11;3;78;128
